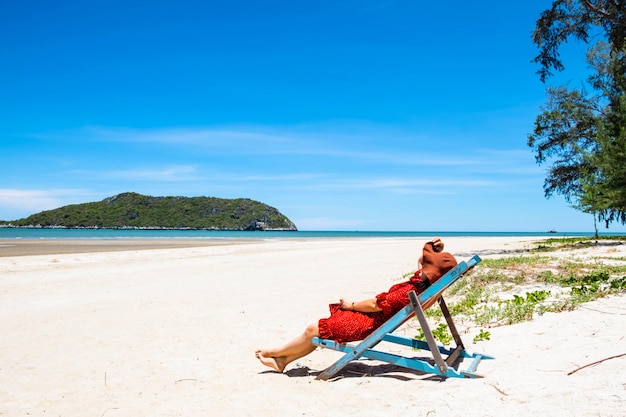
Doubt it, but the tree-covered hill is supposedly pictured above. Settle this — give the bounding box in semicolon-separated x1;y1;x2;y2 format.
0;192;297;231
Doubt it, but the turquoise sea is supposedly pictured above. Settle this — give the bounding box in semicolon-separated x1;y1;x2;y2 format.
0;227;612;240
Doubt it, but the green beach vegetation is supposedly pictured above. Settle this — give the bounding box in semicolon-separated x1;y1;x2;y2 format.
414;236;626;345
0;192;297;231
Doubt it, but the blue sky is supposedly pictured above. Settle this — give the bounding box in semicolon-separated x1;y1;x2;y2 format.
1;0;624;232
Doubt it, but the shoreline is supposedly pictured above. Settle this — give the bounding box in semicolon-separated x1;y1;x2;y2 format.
0;239;258;258
0;238;260;257
0;235;552;258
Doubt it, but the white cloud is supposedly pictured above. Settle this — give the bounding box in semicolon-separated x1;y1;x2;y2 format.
293;177;496;192
0;189;58;210
74;126;301;153
35;125;538;174
0;189;90;220
103;165;200;182
295;216;366;230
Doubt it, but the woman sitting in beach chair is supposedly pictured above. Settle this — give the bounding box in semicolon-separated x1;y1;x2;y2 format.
255;238;457;373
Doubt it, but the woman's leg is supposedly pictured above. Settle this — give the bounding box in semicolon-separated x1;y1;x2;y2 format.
255;322;320;372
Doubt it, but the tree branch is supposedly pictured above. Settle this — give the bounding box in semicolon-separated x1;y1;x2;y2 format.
581;0;619;24
567;353;626;375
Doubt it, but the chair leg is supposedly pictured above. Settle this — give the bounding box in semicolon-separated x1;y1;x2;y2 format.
408;291;448;375
439;297;465;350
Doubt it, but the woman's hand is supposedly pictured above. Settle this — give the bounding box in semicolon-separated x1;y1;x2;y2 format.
339;298;354;311
431;237;444;252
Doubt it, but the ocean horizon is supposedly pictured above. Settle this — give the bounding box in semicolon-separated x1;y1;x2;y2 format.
0;227;619;240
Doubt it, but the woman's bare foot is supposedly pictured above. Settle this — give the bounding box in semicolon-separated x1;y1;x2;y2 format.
255;349;286;373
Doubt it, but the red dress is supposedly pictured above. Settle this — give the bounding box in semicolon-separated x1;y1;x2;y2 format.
318;270;428;343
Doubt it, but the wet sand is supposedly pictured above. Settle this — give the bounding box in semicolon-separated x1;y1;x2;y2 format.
0;239;255;257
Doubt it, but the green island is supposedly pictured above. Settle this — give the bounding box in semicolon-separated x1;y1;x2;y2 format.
0;192;297;231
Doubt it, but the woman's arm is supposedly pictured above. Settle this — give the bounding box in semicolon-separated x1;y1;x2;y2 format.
339;298;382;313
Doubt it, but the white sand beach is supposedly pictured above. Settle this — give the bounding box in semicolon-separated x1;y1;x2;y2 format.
1;237;624;416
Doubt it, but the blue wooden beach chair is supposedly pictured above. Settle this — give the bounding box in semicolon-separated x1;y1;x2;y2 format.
312;255;493;380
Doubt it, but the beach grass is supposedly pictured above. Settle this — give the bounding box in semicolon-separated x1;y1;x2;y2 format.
531;235;626;252
417;237;626;344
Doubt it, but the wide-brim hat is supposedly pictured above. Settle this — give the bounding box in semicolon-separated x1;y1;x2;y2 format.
421;241;457;284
